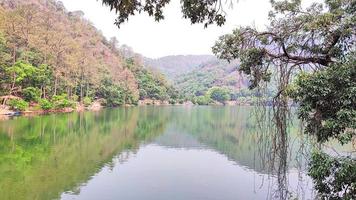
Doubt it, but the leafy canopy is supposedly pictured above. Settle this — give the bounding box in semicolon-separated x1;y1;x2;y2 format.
101;0;236;27
291;53;356;144
213;0;355;89
309;151;356;199
211;1;355;198
207;87;230;103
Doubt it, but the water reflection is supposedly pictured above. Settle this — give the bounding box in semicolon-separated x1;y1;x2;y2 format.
0;106;315;200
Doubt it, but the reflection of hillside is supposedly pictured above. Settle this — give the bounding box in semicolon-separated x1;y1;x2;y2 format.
0;106;315;200
170;106;311;174
154;126;205;149
0;107;169;200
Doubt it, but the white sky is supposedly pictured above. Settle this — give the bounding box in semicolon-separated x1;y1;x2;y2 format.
60;0;318;58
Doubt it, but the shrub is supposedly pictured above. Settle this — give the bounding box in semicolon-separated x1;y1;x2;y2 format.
101;85;125;107
71;94;79;102
52;94;74;109
195;96;209;105
22;87;41;102
169;99;176;105
39;99;53;110
207;87;230;103
83;96;92;107
8;99;29;111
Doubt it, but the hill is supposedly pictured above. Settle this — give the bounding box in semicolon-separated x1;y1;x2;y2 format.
144;54;253;100
144;55;217;80
175;59;250;98
0;0;180;111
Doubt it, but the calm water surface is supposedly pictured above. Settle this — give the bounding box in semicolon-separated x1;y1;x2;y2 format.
0;106;315;200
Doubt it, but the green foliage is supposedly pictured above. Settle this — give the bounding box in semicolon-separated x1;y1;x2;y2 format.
83;97;92;107
195;96;210;105
71;94;79;102
0;32;11;67
98;79;125;107
131;62;176;101
291;55;356;144
8;99;29;111
207;87;230;103
211;1;356;198
213;0;355;88
145;55;216;79
51;94;74;109
101;0;227;28
5;62;38;84
168;99;176;105
39;98;53;110
22;87;41;102
309;151;356;199
175;60;238;98
33;64;52;87
18;50;43;66
0;2;150;108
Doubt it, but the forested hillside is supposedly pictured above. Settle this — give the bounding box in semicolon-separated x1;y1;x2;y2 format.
175;60;248;97
0;0;272;111
144;55;217;80
0;0;179;112
146;54;270;105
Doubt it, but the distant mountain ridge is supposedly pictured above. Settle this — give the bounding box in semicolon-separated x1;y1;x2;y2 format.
144;54;249;97
144;55;218;80
175;59;249;97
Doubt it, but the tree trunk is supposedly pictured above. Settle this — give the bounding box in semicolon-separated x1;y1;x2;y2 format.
12;46;16;65
80;84;83;103
43;86;46;99
54;76;58;96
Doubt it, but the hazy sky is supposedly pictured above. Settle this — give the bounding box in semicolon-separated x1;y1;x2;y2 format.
60;0;317;58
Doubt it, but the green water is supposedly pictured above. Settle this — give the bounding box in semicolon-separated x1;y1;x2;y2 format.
0;106;315;200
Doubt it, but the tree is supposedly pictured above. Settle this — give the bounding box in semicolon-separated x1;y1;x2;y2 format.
0;32;12;96
108;36;119;53
97;77;125;107
0;1;154;109
101;0;235;27
212;0;355;137
5;61;37;95
211;0;355;198
207;87;230;103
291;53;355;145
213;0;355;91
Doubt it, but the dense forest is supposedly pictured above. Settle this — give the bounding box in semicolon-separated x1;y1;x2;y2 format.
0;0;181;112
0;0;271;113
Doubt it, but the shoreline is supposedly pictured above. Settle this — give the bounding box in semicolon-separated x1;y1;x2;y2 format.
0;100;269;120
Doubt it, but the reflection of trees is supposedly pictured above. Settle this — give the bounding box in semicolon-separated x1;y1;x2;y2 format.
249;103;304;200
172;106;311;199
0;107;169;200
252;95;312;200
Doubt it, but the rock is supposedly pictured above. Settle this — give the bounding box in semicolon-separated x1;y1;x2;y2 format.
138;99;170;106
0;106;15;115
76;104;85;112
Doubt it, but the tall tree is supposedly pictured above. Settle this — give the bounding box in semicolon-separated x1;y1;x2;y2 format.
211;0;355;198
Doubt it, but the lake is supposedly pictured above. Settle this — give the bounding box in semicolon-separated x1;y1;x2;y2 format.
0;106;316;200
